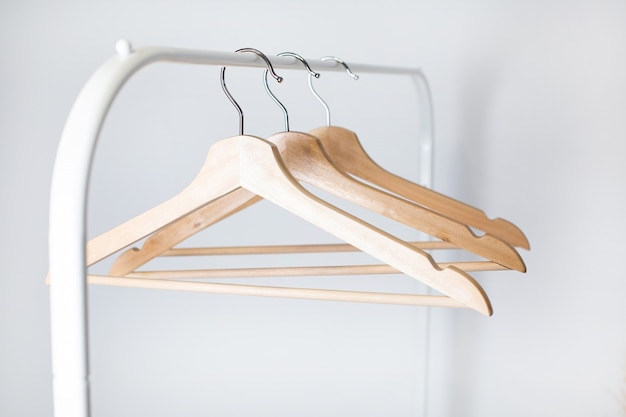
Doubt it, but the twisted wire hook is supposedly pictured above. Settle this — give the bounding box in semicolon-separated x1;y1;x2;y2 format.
220;48;283;135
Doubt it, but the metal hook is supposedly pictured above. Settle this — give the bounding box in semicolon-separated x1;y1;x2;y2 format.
220;48;283;135
263;52;320;132
309;56;359;126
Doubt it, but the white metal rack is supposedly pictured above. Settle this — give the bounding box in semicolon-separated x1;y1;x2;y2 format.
48;40;434;417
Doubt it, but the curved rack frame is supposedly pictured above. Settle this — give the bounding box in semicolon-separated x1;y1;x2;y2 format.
48;40;434;417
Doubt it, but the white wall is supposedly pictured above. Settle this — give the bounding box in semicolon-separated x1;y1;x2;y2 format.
1;1;625;416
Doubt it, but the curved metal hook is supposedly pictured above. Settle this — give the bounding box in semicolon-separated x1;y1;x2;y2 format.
220;48;283;135
309;56;359;126
263;52;320;132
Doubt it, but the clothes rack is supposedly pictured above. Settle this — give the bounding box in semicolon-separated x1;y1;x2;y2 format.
49;40;435;417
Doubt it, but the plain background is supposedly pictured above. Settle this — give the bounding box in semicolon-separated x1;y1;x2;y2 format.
1;1;626;416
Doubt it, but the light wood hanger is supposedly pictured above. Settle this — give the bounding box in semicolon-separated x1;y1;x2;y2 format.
308;57;530;250
82;49;494;315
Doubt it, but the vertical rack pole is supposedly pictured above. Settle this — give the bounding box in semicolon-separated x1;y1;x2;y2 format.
409;70;435;417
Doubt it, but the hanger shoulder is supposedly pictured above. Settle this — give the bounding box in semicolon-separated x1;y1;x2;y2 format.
87;136;245;268
109;190;261;276
269;131;525;272
309;126;530;250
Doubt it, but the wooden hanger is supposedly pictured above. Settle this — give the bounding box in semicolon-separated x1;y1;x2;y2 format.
265;54;524;268
308;57;530;250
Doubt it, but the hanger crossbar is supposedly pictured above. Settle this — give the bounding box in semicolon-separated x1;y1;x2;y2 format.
161;241;458;256
87;275;467;309
125;261;506;279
